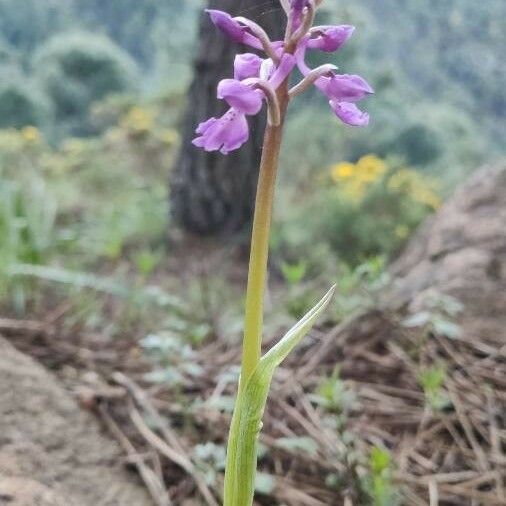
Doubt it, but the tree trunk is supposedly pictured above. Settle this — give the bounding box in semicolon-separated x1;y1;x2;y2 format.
170;0;285;235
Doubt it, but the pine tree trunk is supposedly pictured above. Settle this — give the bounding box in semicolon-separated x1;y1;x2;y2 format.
170;0;285;235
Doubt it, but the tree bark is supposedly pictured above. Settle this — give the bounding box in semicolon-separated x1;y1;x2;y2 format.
170;0;285;235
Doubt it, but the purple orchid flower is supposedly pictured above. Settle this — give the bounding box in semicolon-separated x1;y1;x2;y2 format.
193;54;295;154
291;0;308;11
217;80;264;115
193;2;373;154
330;101;370;127
234;53;264;81
192;110;249;155
206;10;262;49
307;25;355;52
295;39;374;126
318;74;374;103
290;0;310;29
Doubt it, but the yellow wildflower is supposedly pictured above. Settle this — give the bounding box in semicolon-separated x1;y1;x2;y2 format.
395;225;410;239
157;128;179;146
21;126;41;144
121;106;154;133
388;169;441;210
330;162;355;182
356;154;386;181
413;189;441;210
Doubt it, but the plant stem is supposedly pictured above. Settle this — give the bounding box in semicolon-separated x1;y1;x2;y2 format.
223;85;289;505
240;88;289;387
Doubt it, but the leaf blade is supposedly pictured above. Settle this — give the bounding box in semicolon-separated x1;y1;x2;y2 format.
223;285;335;506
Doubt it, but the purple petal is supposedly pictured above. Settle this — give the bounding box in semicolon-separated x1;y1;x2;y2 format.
290;0;309;25
206;10;261;48
234;53;263;81
319;74;374;102
195;117;218;135
193;108;250;154
290;0;308;12
206;10;244;42
217;79;263;115
268;54;296;89
330;101;370;127
307;25;355;52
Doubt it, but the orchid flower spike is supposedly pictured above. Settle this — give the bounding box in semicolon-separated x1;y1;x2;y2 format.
193;1;374;154
195;3;376;506
193;54;295;153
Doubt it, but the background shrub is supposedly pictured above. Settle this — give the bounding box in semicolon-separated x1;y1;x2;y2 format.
320;156;440;264
273;155;440;269
0;80;49;129
34;32;138;137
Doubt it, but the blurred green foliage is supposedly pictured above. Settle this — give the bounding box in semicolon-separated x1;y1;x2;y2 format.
0;101;179;311
0;0;500;180
274;154;440;269
364;447;399;506
418;364;451;411
321;156;440;264
0;128;55;309
0;81;49;129
0;0;199;138
284;0;504;185
0;0;502;330
34;32;138;138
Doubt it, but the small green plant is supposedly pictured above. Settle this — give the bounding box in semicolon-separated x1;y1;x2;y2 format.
193;442;227;487
333;256;390;319
275;436;318;456
140;333;204;386
280;260;307;285
132;248;164;277
418;363;450;411
315;367;357;415
364;446;399;506
0;166;57;310
281;260;318;320
403;291;463;339
314;369;368;502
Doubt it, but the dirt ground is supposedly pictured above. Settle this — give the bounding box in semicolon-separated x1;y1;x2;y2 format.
0;163;504;506
0;336;152;506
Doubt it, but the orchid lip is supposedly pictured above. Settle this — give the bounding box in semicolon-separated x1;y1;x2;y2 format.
217;79;264;115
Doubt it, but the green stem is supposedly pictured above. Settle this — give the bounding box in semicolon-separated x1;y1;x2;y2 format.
240;121;284;385
223;86;289;505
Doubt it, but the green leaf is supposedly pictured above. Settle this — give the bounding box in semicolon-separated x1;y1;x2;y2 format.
280;260;307;285
261;284;336;370
370;446;391;474
223;285;335;506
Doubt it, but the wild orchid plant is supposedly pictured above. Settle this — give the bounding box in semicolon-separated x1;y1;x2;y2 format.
193;1;372;504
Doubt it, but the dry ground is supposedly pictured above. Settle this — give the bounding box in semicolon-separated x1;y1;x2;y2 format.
0;164;505;505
